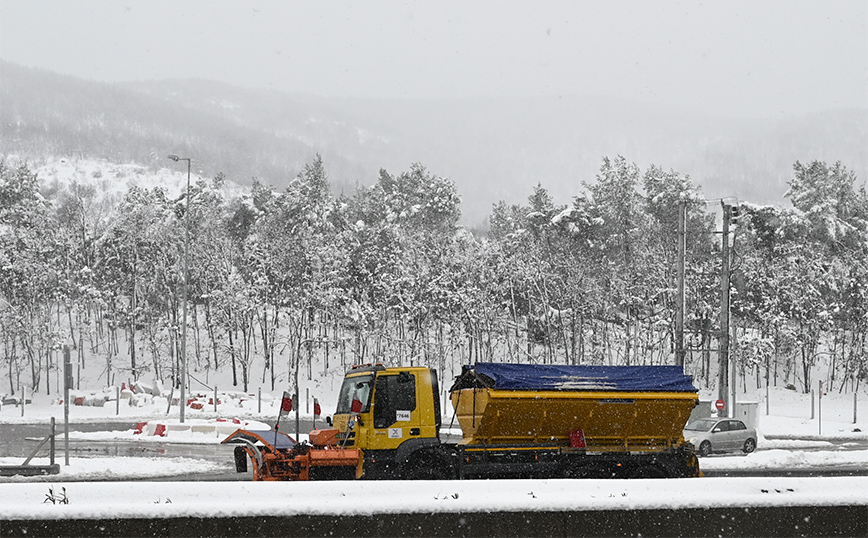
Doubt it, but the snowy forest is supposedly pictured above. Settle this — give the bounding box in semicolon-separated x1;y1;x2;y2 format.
1;155;866;399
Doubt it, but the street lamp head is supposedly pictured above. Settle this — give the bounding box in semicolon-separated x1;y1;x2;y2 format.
167;154;180;162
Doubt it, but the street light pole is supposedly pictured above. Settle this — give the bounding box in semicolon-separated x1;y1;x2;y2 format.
718;202;733;419
168;154;191;423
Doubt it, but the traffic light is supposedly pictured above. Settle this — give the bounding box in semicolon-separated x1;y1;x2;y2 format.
730;205;741;227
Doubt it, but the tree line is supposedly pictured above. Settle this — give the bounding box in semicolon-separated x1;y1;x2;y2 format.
1;155;866;397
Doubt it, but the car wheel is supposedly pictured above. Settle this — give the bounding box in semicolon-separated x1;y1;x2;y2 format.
742;438;756;454
698;441;712;457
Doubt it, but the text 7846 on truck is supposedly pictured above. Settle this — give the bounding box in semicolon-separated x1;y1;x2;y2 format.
223;362;701;480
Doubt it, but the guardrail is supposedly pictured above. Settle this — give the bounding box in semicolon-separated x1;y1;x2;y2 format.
0;417;61;477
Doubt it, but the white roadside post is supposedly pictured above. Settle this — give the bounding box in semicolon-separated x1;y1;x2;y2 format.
818;380;823;436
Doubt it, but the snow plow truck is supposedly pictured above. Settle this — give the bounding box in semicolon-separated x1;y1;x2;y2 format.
223;362;701;480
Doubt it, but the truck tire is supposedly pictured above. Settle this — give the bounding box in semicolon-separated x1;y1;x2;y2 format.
406;465;450;480
233;446;248;473
403;450;455;480
563;466;597;479
631;465;667;479
698;441;712;457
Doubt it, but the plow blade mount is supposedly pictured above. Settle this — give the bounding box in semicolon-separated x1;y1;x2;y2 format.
222;428;359;481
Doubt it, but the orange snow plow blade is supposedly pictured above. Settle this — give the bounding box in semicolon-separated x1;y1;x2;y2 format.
222;429;359;481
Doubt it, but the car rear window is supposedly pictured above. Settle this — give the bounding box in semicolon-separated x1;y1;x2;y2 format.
685;419;717;431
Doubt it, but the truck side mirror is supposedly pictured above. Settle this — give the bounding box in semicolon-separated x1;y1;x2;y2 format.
326;416;332;426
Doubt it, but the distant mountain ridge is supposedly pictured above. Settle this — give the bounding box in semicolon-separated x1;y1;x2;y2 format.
2;61;866;225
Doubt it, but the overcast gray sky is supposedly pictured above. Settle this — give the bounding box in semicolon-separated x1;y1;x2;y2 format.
2;1;866;117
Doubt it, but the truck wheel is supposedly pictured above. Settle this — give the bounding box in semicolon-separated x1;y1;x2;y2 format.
406;466;450;480
631;466;667;479
742;438;756;454
404;452;455;480
563;466;596;479
233;446;248;473
698;441;712;457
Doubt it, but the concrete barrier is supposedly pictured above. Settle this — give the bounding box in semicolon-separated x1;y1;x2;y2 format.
166;424;191;433
2;505;866;537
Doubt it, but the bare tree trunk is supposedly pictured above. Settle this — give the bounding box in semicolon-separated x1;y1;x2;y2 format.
204;300;220;371
227;308;238;387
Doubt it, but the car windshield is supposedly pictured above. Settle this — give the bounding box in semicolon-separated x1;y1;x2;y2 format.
684;419;718;431
335;374;374;414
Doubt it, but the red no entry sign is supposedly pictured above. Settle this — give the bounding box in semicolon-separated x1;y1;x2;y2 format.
715;399;725;410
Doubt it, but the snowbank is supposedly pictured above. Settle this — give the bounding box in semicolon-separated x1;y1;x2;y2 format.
2;477;866;520
0;387;285;425
0;457;226;482
698;449;868;471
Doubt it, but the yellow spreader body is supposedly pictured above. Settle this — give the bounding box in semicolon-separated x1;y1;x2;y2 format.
452;388;697;451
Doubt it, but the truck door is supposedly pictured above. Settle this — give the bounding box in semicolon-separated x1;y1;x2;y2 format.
370;371;420;450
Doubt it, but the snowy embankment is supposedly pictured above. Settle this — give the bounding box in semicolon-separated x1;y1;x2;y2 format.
0;382;282;425
3;477;867;520
698;448;868;471
0;456;227;482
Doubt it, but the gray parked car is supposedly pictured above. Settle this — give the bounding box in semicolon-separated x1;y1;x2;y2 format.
683;418;757;457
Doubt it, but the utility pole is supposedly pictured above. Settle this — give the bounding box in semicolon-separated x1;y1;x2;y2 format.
675;201;686;367
63;345;71;466
295;356;300;441
718;202;733;418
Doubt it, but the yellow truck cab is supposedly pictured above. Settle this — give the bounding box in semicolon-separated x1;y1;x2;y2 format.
332;364;446;479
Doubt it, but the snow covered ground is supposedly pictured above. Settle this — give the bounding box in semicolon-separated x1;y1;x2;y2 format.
3;477;867;521
0;456;227;482
1;384;866;520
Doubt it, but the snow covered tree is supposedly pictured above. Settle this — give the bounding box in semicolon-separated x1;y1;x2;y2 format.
787;161;867;253
583;156;655;365
0;160;61;393
643;165;714;370
93;186;179;385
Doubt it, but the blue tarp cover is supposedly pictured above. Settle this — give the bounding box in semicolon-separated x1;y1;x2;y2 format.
469;363;697;393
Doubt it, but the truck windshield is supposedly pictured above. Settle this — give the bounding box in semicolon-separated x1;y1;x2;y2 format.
335;374;374;414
